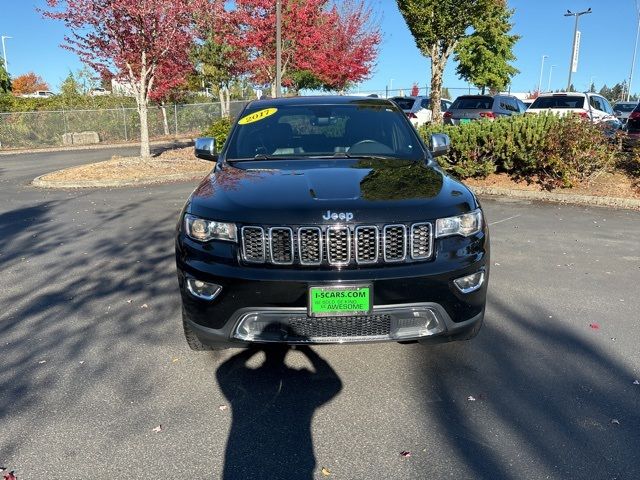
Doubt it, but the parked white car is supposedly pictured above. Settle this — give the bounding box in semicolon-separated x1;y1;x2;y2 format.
391;96;453;128
89;87;111;96
20;90;55;98
526;92;618;124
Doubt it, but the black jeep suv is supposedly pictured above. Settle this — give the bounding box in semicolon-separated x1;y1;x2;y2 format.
175;96;489;350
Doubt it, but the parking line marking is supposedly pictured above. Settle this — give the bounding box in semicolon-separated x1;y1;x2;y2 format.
489;214;521;226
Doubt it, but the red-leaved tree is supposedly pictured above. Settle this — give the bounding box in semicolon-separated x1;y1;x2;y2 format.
12;72;50;96
226;0;380;96
43;0;203;157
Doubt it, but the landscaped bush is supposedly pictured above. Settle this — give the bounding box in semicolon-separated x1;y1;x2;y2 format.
420;114;620;188
202;116;233;148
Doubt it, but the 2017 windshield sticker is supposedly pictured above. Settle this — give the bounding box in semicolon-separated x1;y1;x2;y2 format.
238;108;278;125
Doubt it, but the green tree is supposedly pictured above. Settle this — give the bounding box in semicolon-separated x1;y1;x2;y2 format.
192;37;239;117
60;71;81;97
396;0;503;124
0;58;11;93
589;82;596;93
454;0;519;94
599;84;612;100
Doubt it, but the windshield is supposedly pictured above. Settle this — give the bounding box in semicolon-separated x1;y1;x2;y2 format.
613;103;637;112
530;96;585;109
450;97;493;110
225;103;424;161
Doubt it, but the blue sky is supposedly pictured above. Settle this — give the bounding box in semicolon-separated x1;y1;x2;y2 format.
1;0;638;95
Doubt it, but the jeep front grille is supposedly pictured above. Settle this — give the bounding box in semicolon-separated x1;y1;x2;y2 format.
240;222;433;267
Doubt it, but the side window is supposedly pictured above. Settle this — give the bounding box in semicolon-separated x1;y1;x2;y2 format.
441;100;451;111
420;99;430;109
589;95;602;111
516;99;527;112
508;98;519;112
599;97;613;114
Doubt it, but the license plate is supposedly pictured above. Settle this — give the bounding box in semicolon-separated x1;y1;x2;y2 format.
308;285;372;317
460;118;471;124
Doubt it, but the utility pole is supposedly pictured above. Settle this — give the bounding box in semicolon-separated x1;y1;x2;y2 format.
547;65;556;92
627;0;640;101
1;36;11;73
275;0;282;98
565;8;591;91
538;55;548;93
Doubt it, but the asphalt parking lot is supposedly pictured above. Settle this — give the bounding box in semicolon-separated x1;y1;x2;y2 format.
1;147;639;480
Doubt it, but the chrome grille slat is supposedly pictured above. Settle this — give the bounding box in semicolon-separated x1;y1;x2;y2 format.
241;226;266;263
326;226;351;266
355;226;379;264
411;223;433;259
269;227;294;265
241;222;432;266
383;224;407;262
298;227;322;265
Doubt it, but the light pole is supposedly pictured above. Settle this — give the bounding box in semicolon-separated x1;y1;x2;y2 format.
627;0;640;101
547;65;556;92
538;55;548;93
564;8;592;91
275;0;282;98
1;35;11;73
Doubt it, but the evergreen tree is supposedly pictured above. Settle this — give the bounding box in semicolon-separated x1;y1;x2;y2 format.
454;0;519;94
0;58;11;93
60;71;81;97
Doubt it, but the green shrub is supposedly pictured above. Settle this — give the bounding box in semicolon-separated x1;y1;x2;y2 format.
420;114;619;188
202;116;232;148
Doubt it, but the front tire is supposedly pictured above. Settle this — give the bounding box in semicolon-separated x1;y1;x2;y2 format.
182;308;225;351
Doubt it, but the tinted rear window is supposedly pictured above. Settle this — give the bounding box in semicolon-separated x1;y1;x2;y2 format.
530;96;585;109
451;97;493;110
613;103;637;112
390;97;416;110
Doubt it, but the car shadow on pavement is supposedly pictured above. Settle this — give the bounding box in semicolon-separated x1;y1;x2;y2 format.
417;295;640;480
216;344;342;480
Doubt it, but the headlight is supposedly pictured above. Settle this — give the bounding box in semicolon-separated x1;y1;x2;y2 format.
436;209;483;238
184;214;237;242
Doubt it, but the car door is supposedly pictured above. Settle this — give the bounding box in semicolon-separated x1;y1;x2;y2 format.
589;95;612;123
414;98;433;127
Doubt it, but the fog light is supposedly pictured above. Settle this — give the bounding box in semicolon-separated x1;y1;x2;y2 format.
453;272;485;293
186;277;222;301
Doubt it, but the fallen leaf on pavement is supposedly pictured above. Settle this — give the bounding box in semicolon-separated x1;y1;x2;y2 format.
400;451;411;458
140;304;148;309
152;425;162;432
633;380;639;385
171;358;180;363
467;396;476;401
321;467;331;476
589;323;600;330
38;360;46;364
219;405;228;411
611;419;620;425
3;472;17;480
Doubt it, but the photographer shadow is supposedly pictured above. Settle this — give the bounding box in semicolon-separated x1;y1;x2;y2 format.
216;344;342;480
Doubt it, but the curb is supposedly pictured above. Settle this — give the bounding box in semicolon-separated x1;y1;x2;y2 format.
0;137;195;156
471;186;640;210
32;172;207;189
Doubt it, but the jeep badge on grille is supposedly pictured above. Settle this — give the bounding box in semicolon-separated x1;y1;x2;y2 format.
323;210;354;221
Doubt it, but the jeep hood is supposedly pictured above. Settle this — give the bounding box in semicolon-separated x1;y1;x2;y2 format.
188;158;478;223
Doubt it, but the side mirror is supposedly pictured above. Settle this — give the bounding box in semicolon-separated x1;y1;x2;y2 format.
429;133;450;158
194;137;217;161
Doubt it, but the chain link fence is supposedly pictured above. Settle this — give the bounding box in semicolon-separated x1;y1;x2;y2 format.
0;101;249;150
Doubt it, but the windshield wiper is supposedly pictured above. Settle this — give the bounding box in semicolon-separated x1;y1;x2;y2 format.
332;152;397;160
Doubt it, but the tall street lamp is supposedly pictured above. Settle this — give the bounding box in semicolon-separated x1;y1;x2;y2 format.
547;65;556;92
538;55;548;93
1;35;11;73
627;0;640;101
564;8;592;91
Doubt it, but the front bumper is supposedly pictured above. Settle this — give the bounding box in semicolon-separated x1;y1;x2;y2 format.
176;229;489;347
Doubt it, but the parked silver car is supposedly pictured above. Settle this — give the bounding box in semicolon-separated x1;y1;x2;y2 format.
612;101;638;127
444;94;527;125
